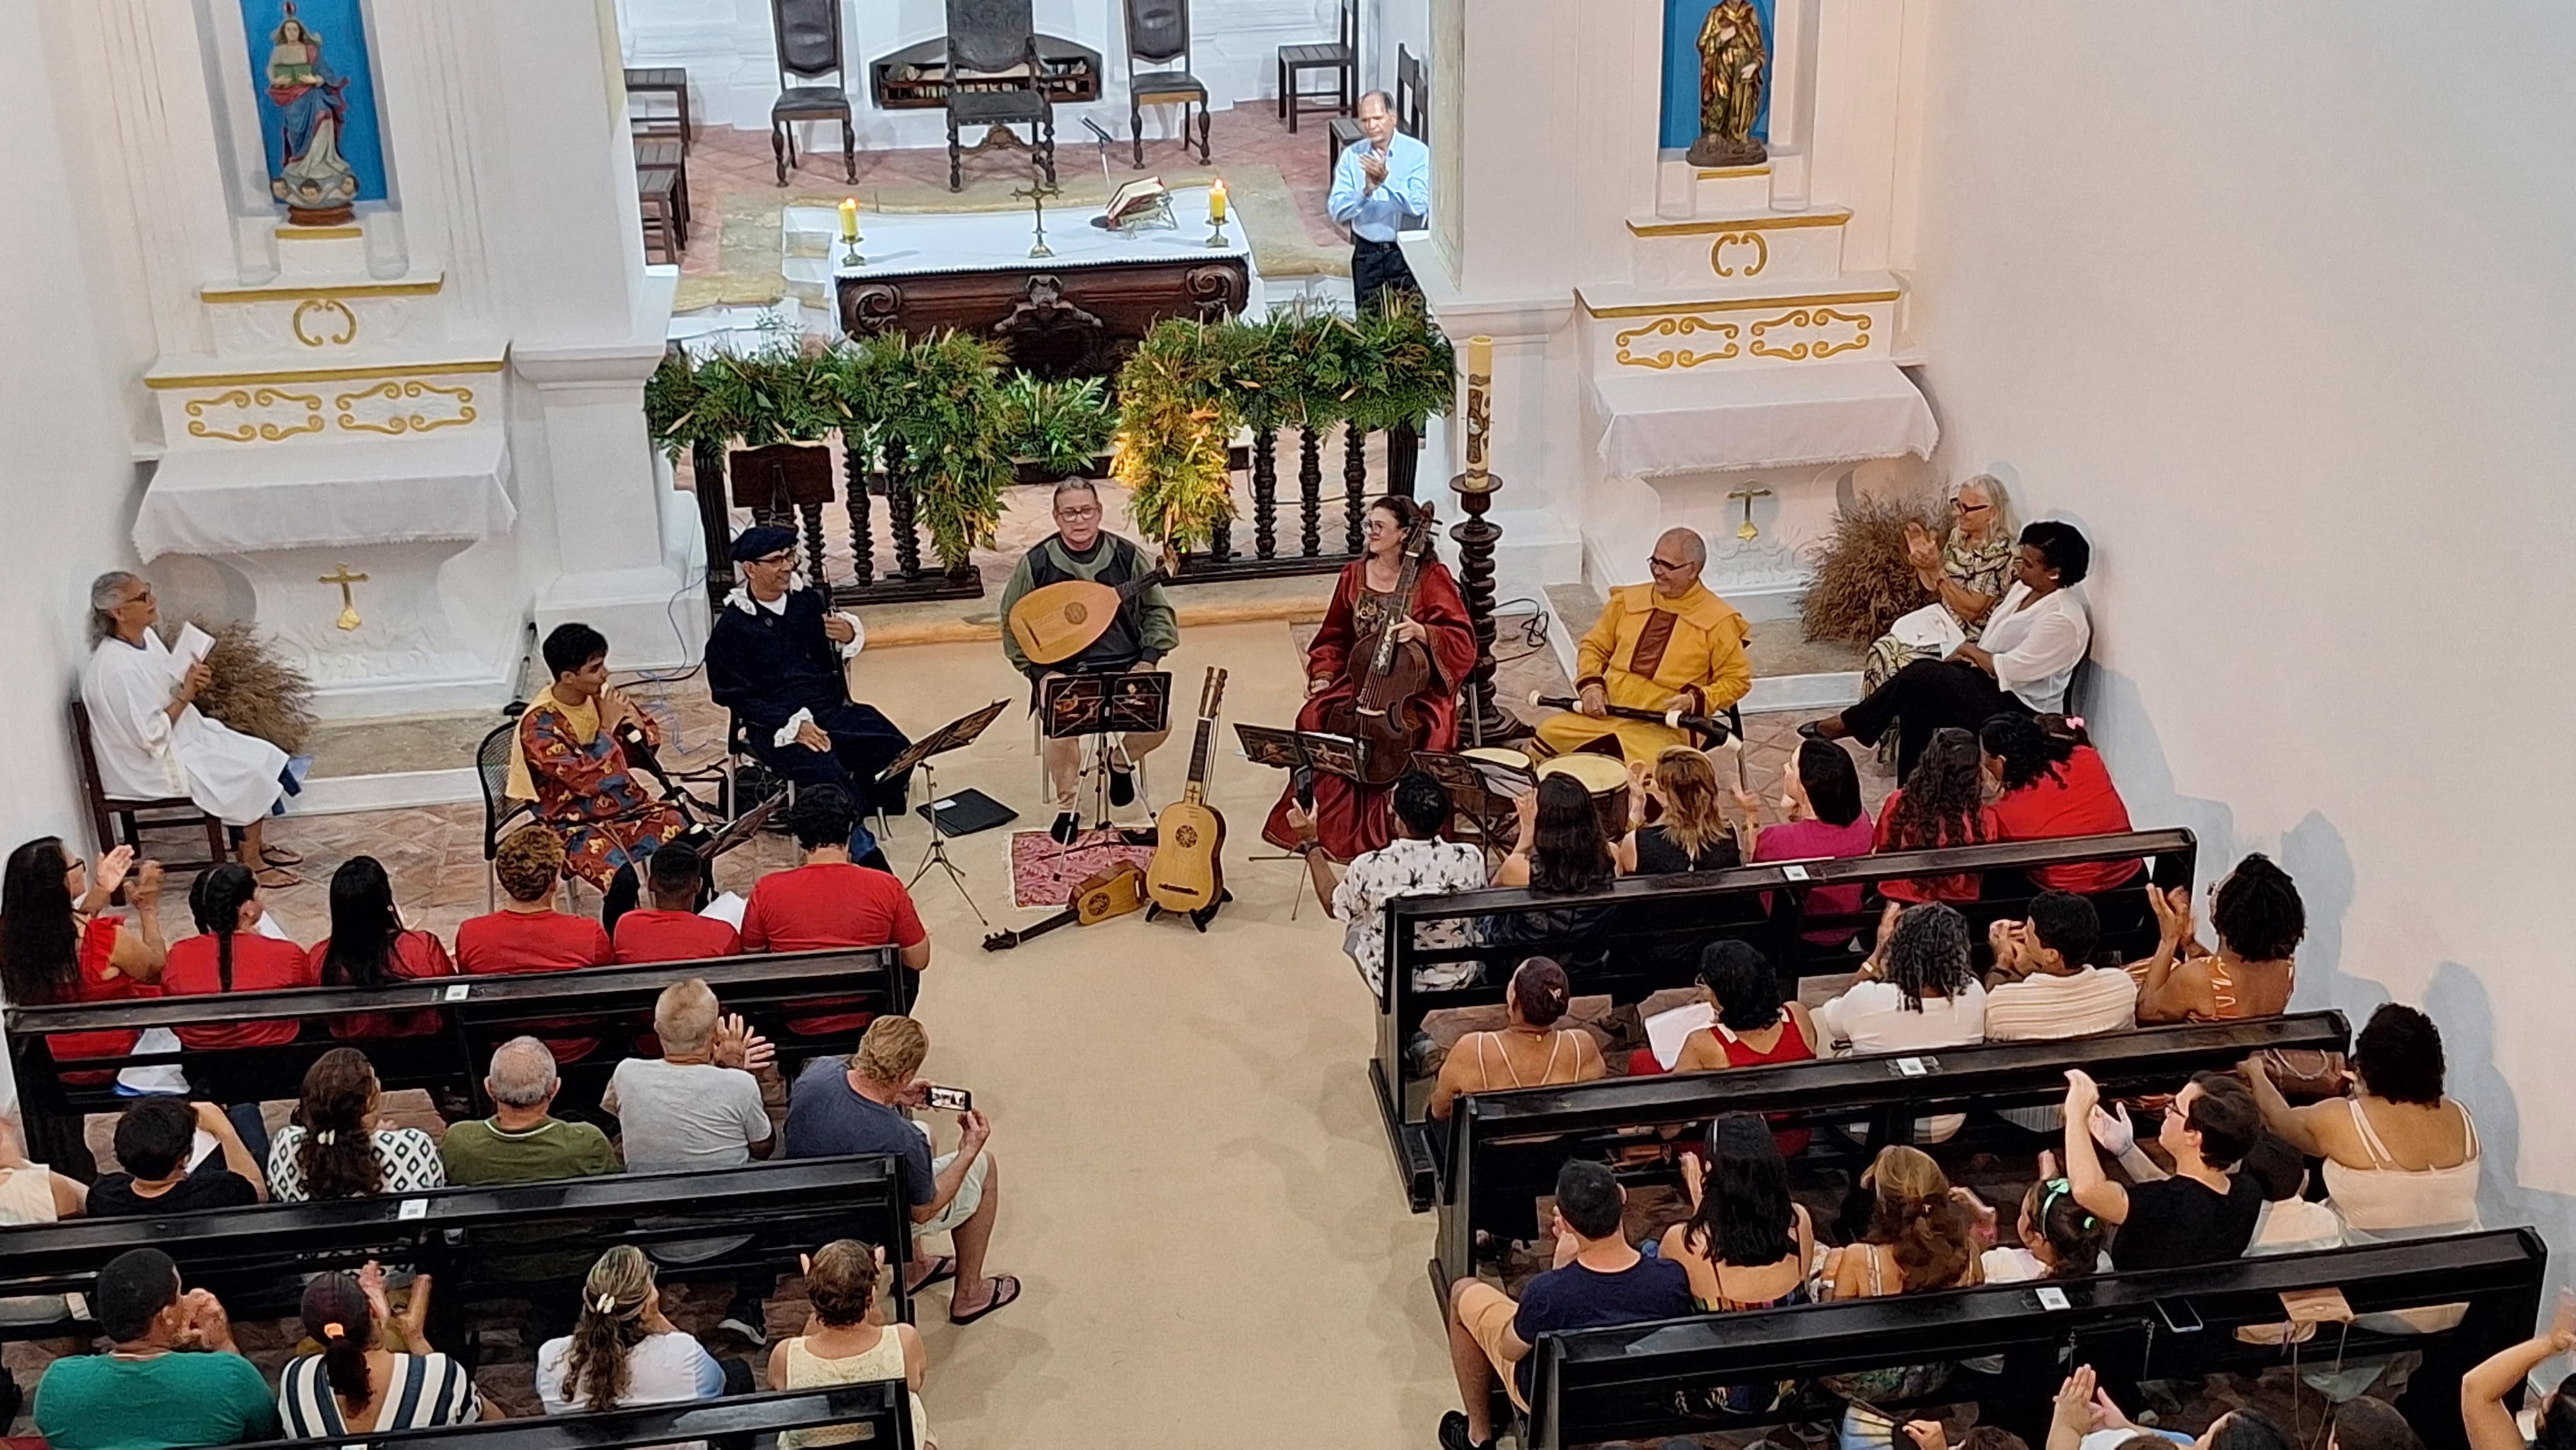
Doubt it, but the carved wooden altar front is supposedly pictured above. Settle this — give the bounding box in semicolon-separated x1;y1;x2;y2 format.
836;258;1252;379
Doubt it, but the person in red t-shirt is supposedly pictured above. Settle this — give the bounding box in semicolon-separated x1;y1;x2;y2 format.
0;837;172;1175
742;790;929;1035
1979;713;2142;895
162;863;319;1161
1872;727;1998;904
612;843;741;965
455;828;612;1064
311;855;456;1040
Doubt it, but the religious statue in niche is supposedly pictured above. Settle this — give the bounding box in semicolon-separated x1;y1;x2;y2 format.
262;1;360;224
1688;0;1768;168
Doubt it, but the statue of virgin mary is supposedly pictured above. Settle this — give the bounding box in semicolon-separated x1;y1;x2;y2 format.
263;3;360;224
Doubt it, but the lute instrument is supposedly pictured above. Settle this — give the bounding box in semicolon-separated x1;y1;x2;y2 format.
1005;544;1179;666
1318;503;1440;788
1144;667;1229;922
979;861;1147;951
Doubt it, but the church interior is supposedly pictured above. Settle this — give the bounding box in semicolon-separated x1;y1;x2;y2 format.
1;1;2571;1447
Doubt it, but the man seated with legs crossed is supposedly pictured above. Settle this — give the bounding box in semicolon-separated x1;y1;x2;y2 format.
1441;1158;1693;1450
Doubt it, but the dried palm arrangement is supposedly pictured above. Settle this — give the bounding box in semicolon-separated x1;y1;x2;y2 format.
181;618;317;754
1798;493;1947;645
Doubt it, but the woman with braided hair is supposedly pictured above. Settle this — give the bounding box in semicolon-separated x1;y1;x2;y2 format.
277;1264;490;1433
1872;726;1998;904
537;1245;747;1423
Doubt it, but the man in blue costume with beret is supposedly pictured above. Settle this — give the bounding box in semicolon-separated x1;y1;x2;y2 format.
705;526;911;863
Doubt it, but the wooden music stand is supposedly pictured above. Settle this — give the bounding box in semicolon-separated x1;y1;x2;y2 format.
1232;724;1366;920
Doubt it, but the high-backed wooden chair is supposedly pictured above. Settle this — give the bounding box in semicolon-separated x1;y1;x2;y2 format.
1277;0;1356;135
769;0;856;186
945;0;1058;192
1330;44;1426;170
1123;0;1209;167
69;700;229;872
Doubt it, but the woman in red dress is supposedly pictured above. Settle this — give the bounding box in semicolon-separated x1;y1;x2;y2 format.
0;838;170;1174
1262;496;1479;860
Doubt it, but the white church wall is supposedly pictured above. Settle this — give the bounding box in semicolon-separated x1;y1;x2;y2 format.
1910;3;2576;1261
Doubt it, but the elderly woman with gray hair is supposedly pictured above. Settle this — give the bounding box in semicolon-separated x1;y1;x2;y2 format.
1859;477;2018;757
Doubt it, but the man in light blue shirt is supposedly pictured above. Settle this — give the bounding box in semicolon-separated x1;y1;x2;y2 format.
1327;90;1431;312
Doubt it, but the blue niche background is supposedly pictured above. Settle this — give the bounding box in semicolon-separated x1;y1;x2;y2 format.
241;0;390;205
1659;0;1775;153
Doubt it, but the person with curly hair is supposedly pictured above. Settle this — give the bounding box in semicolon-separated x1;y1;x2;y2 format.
265;1048;444;1203
2246;1004;2478;1243
2130;852;2305;1022
454;827;613;1064
1979;713;2141;894
1818;902;1987;1056
1871;727;1997;904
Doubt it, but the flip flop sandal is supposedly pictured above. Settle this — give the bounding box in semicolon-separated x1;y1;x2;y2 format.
906;1255;957;1293
259;846;306;866
252;866;302;889
947;1274;1021;1326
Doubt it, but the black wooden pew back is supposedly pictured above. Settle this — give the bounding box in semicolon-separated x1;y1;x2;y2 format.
234;1383;915;1450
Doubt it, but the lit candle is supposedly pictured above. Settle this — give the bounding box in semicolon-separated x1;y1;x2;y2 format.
1208;179;1229;224
1468;334;1493;380
838;197;859;243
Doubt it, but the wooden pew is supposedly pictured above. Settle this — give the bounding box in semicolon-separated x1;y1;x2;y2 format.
0;1155;919;1345
3;945;910;1119
1435;1012;2351;1290
233;1383;917;1450
1523;1228;2546;1450
1373;828;2198;1206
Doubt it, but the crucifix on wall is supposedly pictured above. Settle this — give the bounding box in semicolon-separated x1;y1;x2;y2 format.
1726;486;1772;540
319;562;368;629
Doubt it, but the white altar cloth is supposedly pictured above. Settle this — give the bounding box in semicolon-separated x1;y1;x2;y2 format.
806;185;1253;280
1585;361;1938;479
133;433;516;560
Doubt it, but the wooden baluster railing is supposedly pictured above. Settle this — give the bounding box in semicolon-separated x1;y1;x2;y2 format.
1342;422;1369;554
842;434;874;587
1252;427;1279;559
1297;425;1323;558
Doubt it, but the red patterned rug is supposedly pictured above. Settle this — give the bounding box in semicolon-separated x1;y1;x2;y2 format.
1006;829;1157;909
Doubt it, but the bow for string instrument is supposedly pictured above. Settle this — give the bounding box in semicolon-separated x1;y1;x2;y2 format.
1318;503;1440;788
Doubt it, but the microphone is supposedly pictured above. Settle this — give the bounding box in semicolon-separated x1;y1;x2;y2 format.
1082;117;1118;147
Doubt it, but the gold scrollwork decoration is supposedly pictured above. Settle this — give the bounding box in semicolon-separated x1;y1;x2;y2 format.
333;380;478;435
1614;316;1741;370
184;387;325;441
1746;307;1872;361
290;297;359;348
1710;231;1770;278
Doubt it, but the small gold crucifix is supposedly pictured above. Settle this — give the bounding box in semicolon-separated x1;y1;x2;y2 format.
319;563;369;630
1726;486;1773;541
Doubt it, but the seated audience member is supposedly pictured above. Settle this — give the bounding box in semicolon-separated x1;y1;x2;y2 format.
2329;1398;2428;1450
2462;1293;2576;1450
1;836;166;1170
1287;769;1488;995
1659;1112;1815;1312
313;855;455;1040
1428;957;1604;1122
1983;891;2137;1039
1979;713;2142;893
456;828;613;1062
2238;1132;2345;1256
784;1016;1017;1325
1975;1152;2111;1282
1872;727;1996;903
605;978;786;1345
1823;1144;1984;1299
1440;1159;1693;1450
266;1046;444;1202
81;571;299;888
1732;737;1875;946
88;1097;267;1216
1625;746;1741;875
1818;902;1987;1054
2246;1003;2478;1242
2066;1364;2301;1450
33;1248;280;1450
768;1239;934;1450
535;1244;749;1417
2131;853;2306;1022
1803;520;2094;781
741;788;929;1035
1654;942;1818;1152
2063;1067;2263;1269
515;622;686;899
611;843;739;964
441;1036;623;1185
162;865;316;1141
279;1265;493;1434
0;1118;90;1330
1492;773;1619;892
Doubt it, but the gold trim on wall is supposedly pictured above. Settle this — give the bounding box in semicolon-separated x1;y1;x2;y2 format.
292;298;359;348
1625;209;1849;238
1614;316;1741;369
1694;163;1770;179
1710;232;1768;278
201;277;444;303
278;225;362;240
335;380;477;435
182;388;326;443
148;357;507;390
1578;288;1897;320
1748;307;1873;361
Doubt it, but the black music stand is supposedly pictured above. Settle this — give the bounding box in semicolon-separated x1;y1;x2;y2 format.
1410;748;1530;854
1233;724;1368;920
876;699;1011;923
1041;671;1172;844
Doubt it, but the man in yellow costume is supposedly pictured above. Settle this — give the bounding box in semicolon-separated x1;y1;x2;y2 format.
1535;528;1752;760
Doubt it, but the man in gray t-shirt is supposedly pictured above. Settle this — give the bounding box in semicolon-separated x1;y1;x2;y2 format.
604;979;786;1343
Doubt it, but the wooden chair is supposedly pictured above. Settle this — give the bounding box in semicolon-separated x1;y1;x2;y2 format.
1123;0;1209;167
945;0;1058;193
768;0;856;186
624;66;693;152
69;700;229;872
1276;0;1355;135
1330;45;1424;171
636;138;688;263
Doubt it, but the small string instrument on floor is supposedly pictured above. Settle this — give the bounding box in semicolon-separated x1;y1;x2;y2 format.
1005;544;1179;666
979;861;1147;951
1318;502;1440;787
1145;667;1229;925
